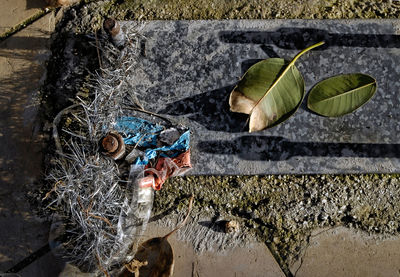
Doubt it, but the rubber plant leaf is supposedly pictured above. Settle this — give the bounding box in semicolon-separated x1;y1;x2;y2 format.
229;41;324;132
307;73;377;117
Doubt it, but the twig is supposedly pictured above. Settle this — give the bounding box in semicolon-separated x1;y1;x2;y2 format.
42;180;65;200
125;106;173;126
88;213;115;231
52;104;81;154
96;254;110;277
61;128;87;140
164;195;194;239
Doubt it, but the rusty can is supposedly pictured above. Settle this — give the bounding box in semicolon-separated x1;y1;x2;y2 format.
100;132;125;160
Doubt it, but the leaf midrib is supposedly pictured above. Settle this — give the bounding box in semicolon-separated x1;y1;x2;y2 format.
250;41;325;115
314;81;375;104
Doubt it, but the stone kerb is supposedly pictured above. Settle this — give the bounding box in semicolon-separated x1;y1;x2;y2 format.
122;20;400;175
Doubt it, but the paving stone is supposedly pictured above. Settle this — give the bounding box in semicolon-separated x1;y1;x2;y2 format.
0;12;55;274
123;20;400;174
58;263;93;277
143;223;286;277
291;227;400;277
56;220;286;276
0;0;45;34
18;251;63;277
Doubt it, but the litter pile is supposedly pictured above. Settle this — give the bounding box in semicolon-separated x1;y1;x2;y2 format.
44;19;191;275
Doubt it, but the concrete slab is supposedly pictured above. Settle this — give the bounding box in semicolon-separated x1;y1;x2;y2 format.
0;0;46;34
56;220;286;277
123;20;400;174
142;222;286;277
291;227;400;277
18;251;63;277
0;11;55;274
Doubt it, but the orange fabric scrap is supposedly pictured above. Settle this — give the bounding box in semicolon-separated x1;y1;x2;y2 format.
144;150;192;190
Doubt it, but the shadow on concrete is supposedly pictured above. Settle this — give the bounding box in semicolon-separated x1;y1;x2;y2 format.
0;45;52;273
26;0;47;9
0;29;104;275
0;28;90;276
0;36;51;51
198;136;400;160
0;75;52;276
219;27;400;50
198;220;230;233
161;27;400;161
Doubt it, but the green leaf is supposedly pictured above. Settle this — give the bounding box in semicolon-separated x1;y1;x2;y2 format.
230;41;324;132
307;73;377;117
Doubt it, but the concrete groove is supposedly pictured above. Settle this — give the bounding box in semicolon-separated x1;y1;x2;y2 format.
5;243;50;274
0;9;51;43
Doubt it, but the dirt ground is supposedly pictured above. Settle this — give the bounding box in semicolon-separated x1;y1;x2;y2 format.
111;0;400;20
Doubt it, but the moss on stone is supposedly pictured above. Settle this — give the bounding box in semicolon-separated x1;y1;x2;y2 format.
0;9;50;42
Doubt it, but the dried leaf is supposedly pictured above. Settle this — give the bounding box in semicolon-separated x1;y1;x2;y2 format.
119;196;194;277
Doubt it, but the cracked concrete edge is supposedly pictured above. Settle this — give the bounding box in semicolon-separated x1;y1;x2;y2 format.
0;9;51;42
290;226;400;277
0;0;81;43
145;221;286;277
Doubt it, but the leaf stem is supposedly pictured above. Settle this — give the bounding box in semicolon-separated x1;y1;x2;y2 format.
163;195;194;239
290;41;325;66
250;41;325;116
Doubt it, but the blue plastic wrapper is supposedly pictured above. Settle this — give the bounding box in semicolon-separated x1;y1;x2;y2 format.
115;117;164;147
114;117;190;166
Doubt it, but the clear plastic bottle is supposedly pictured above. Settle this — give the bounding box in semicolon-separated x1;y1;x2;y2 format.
115;164;154;263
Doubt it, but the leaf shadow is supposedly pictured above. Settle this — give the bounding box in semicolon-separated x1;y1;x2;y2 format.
26;0;48;9
158;46;284;133
219;27;400;50
156;42;286;133
157;85;249;133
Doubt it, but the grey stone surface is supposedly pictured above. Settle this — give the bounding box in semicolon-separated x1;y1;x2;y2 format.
124;20;400;174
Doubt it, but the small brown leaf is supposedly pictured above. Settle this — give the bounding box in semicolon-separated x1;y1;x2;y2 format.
119;196;194;277
225;220;240;233
131;237;174;277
